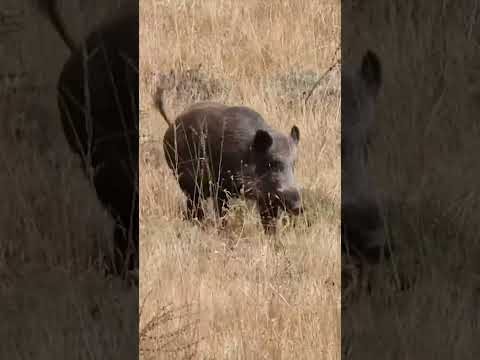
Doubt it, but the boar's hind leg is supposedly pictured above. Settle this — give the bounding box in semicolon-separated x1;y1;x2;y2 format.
177;171;207;221
184;192;205;221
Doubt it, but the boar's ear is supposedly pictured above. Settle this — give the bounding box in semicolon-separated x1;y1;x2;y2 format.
252;130;273;153
360;50;382;97
290;126;300;144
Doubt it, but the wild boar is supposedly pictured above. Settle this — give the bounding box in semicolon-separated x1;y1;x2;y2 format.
156;89;302;233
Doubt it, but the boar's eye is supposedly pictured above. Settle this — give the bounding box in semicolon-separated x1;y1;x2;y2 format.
268;161;283;171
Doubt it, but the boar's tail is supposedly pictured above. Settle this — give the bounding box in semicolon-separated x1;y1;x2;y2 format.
153;87;172;126
38;1;78;53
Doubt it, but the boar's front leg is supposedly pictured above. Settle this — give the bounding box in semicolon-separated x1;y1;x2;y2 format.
258;200;279;235
213;189;229;220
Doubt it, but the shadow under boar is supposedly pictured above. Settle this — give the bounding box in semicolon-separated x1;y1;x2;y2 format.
41;1;138;275
341;50;389;264
155;89;303;234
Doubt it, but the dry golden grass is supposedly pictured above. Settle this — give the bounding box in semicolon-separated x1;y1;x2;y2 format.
139;0;340;358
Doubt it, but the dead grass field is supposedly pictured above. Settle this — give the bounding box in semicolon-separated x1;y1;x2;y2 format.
139;0;340;358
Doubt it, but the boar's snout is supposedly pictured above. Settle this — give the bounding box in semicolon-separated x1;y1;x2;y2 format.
279;188;303;215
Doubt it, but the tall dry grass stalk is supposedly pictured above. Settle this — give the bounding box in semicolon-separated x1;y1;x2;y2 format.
140;0;340;358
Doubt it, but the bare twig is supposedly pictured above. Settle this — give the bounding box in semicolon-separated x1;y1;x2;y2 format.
304;45;341;106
